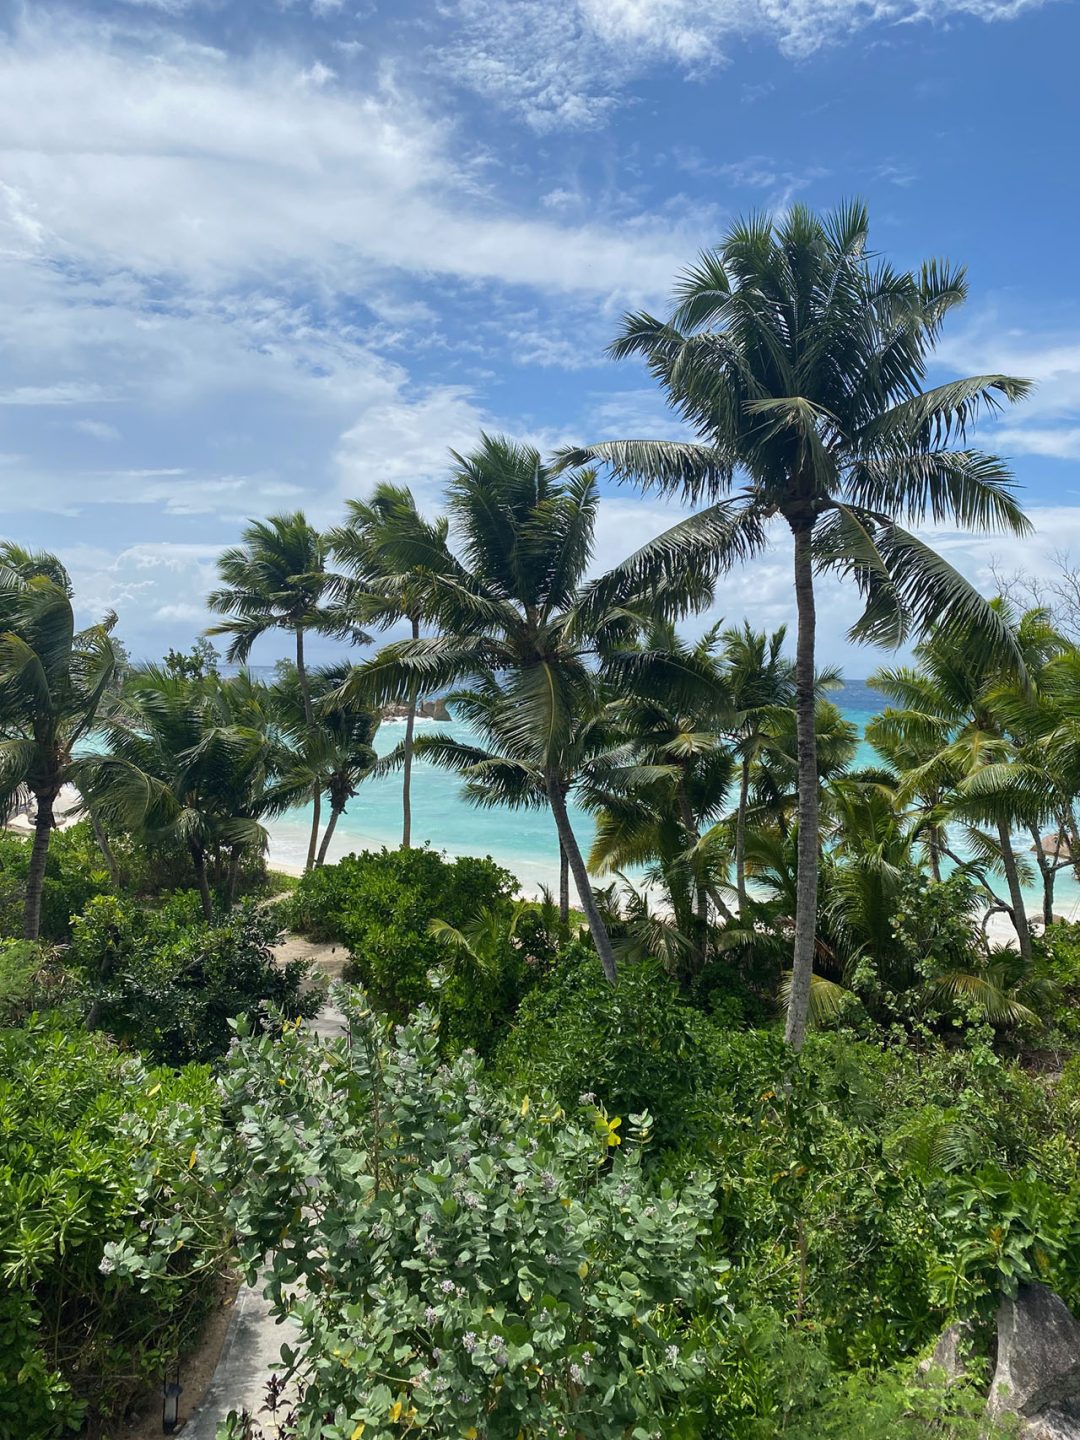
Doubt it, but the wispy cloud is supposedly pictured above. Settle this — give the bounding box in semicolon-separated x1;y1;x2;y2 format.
436;0;1053;131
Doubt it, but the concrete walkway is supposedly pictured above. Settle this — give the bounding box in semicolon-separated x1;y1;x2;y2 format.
183;940;347;1437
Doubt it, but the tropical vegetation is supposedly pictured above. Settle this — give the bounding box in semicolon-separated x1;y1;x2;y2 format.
6;205;1080;1439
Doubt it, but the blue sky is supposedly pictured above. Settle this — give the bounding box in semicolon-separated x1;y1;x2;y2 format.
1;0;1078;668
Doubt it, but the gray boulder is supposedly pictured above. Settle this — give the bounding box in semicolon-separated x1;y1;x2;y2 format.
989;1285;1080;1421
1021;1406;1080;1440
920;1321;974;1381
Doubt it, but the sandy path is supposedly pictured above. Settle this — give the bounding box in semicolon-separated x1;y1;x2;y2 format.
179;936;348;1439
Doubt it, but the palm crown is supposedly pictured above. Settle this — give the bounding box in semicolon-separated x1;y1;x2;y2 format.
561;202;1032;1048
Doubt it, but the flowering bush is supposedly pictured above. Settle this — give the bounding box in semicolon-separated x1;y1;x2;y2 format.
114;989;726;1439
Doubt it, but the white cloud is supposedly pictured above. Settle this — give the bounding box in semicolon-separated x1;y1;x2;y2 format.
0;14;695;302
439;0;1052;130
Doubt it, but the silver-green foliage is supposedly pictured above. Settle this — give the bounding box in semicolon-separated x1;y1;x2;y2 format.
109;989;725;1439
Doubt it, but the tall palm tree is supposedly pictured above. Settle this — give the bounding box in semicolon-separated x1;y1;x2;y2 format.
0;546;121;939
561;203;1031;1048
207;513;367;871
329;485;454;849
334;435;703;984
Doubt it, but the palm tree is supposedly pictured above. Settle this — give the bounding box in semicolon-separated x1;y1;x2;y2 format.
329;485;454;849
85;669;275;919
561;203;1031;1048
868;604;1063;960
585;620;737;975
207;513;367;871
0;546;121;939
334;435;702;984
267;662;379;868
720;624;793;908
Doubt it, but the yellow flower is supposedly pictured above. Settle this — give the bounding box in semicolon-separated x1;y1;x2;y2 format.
351;1425;365;1440
389;1400;403;1423
188;1148;198;1169
606;1117;622;1148
465;1429;478;1439
578;1261;589;1279
520;1095;530;1117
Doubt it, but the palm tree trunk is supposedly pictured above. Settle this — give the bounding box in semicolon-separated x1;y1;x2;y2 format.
545;773;617;985
316;804;343;867
998;819;1032;960
1029;824;1056;927
190;844;214;922
735;751;751;910
676;779;706;975
296;625;322;873
227;844;243;907
785;522;820;1053
558;840;569;925
88;807;121;888
22;791;55;941
401;616;420;849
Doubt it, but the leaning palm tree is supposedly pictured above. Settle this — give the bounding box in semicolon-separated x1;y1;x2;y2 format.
0;546;121;938
561;203;1031;1048
330;485;454;849
207;513;367;870
334;435;705;984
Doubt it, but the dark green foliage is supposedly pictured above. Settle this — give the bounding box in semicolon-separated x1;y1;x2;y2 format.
0;1018;229;1435
0;821;112;942
495;943;725;1149
73;894;320;1065
0;940;73;1024
283;846;517;1023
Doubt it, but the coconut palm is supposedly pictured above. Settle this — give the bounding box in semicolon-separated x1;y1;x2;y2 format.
561;203;1031;1048
207;512;367;870
869;604;1064;959
330;486;455;849
84;669;276;919
584;621;738;974
266;662;379;868
334;435;705;984
0;546;121;939
406;672;614;924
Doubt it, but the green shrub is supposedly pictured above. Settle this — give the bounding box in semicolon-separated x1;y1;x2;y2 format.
0;821;113;942
494;943;726;1150
118;990;725;1440
0;1017;230;1435
0;940;75;1024
73;894;321;1065
283;847;518;1022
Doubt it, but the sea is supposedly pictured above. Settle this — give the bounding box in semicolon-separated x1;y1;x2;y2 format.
262;679;1080;917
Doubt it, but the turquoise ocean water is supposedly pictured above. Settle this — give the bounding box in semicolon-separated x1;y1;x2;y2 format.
263;681;1080;916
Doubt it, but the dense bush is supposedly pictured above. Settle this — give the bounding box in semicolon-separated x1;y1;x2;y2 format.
0;939;74;1024
116;991;724;1440
0;1017;230;1435
283;847;519;1026
494;943;726;1150
72;893;321;1065
0;822;113;942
